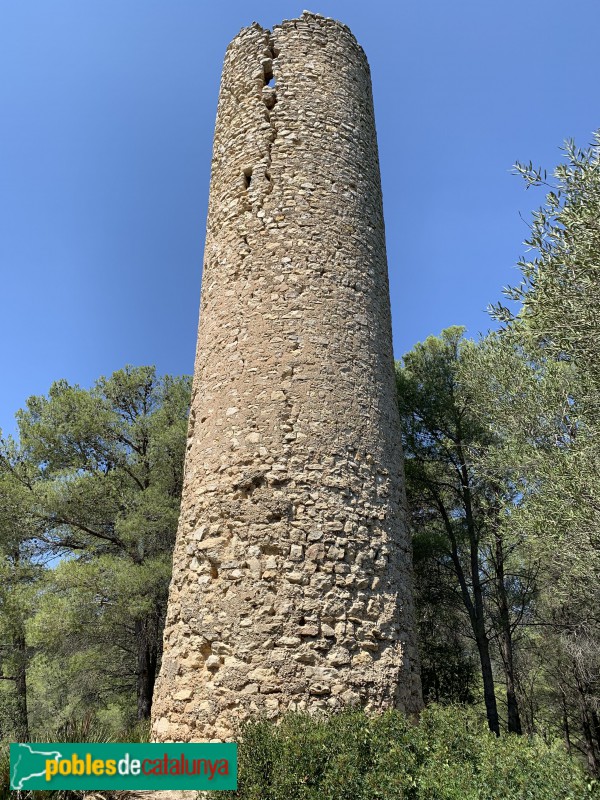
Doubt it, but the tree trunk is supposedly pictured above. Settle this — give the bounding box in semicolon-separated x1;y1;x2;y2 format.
435;483;500;736
575;672;599;776
582;709;599;775
473;609;500;736
136;619;158;720
562;692;571;755
14;629;30;742
494;531;522;734
461;453;500;737
592;710;600;752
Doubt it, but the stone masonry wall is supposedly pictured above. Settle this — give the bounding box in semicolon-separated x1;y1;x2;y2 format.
151;11;422;743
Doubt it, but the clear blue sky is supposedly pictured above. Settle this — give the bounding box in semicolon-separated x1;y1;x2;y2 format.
1;1;599;436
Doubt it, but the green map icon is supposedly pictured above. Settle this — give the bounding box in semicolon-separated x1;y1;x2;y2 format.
11;743;63;790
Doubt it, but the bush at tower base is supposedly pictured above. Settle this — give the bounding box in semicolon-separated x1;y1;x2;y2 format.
208;704;597;800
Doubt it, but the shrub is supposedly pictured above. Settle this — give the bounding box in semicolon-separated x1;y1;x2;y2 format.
208;704;598;800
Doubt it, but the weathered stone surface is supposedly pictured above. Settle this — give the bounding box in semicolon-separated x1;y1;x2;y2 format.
151;10;422;744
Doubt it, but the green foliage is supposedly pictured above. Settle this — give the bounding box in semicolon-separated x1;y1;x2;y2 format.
487;134;600;770
210;706;596;800
493;134;600;389
396;328;540;734
0;365;191;736
0;446;46;741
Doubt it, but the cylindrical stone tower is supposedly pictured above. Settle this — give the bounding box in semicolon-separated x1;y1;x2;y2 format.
151;11;422;743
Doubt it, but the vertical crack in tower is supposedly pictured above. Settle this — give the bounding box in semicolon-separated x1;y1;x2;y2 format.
151;11;423;743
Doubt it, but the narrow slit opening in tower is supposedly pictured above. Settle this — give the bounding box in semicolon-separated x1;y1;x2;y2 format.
263;66;276;88
243;168;253;189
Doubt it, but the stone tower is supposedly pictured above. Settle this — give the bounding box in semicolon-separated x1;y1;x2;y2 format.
151;11;422;743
